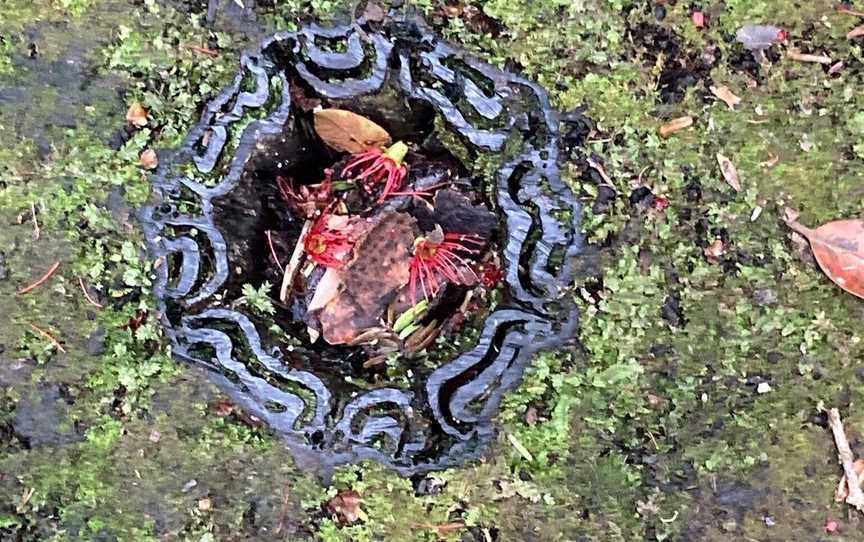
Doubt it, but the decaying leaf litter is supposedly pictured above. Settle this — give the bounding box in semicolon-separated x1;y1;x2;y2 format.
272;107;500;362
2;0;864;540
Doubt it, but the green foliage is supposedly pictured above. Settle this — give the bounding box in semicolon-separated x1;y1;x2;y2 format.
240;281;277;316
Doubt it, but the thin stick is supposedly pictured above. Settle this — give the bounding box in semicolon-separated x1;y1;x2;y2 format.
30;202;40;240
837;6;864;17
828;408;864;511
28;323;67;353
786;49;833;64
279;220;312;303
586;156;619;193
17;261;61;295
180;43;219;57
410;522;466;532
266;230;285;273
78;276;104;308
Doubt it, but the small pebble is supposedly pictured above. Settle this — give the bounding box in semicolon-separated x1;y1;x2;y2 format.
756;382;772;394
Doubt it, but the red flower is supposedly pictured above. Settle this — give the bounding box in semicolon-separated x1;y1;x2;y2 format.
652;195;669;212
409;232;484;303
341;141;409;202
304;212;354;268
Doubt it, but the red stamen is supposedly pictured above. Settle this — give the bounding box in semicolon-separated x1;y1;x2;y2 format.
303;212;354;268
408;233;484;304
341;147;410;202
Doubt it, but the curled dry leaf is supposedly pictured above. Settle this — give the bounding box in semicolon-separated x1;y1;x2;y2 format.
140;149;158;169
784;209;864;299
313;109;391;154
126;102;148;127
658;116;693;139
709;85;741;109
716;153;741;192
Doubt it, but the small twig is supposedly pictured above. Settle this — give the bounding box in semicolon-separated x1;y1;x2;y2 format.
786;49;833;65
828;408;864;511
17;261;61;295
410;521;466;533
279;220;312;303
586;157;619;193
28;323;67;353
837;6;864;17
30;201;40;240
265;230;285;273
180;43;219;57
16;487;35;514
78;276;104;308
274;483;292;535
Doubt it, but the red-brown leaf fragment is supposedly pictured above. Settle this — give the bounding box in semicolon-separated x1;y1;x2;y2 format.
785;211;864;299
327;490;364;524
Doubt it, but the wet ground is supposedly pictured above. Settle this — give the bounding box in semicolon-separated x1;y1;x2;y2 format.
1;0;864;541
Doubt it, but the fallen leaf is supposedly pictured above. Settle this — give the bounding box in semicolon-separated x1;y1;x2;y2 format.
709;85;741;109
716;153;741;192
836;459;864;502
704;239;726;262
126;102;148;127
318;212;415;345
849;26;864;39
313;109;391;154
784;211;864;299
442;4;463;17
658;116;693;138
140;149;158;169
327;490;364;524
759;153;780;168
692;11;706;29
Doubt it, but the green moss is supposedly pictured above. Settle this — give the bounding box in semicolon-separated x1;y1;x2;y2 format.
3;0;864;540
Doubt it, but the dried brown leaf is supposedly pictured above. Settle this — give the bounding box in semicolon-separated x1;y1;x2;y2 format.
709;85;741;109
704;239;726;262
140;149;159;169
658;116;693;138
126;102;148;127
849;26;864;39
716;153;741;192
313;109;391;154
327;490;364;524
785;213;864;299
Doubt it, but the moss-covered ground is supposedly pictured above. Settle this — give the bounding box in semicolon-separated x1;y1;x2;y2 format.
1;0;864;540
